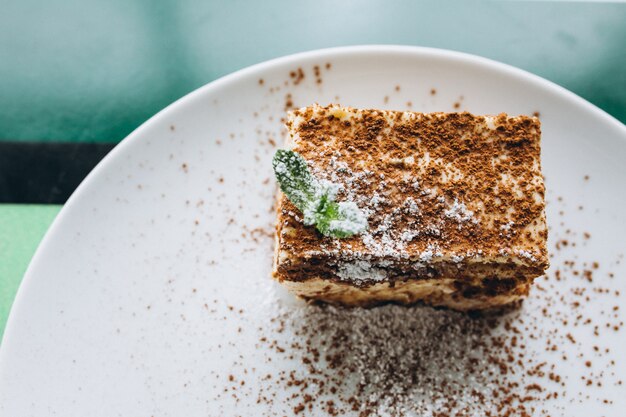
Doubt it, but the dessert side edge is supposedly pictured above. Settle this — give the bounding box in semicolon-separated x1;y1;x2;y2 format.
271;104;549;311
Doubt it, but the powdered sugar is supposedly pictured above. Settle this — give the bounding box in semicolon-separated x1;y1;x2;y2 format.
451;254;465;263
328;202;369;237
418;243;443;263
444;198;476;225
336;260;388;283
500;221;515;231
517;249;537;262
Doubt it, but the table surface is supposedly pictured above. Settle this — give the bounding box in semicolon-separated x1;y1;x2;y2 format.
1;0;625;338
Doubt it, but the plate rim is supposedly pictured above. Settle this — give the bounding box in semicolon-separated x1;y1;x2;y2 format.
2;44;625;352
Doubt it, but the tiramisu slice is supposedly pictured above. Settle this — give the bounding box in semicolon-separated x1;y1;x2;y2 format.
272;104;548;311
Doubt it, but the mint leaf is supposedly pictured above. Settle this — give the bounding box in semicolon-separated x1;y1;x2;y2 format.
326;201;369;238
272;150;368;238
272;149;315;212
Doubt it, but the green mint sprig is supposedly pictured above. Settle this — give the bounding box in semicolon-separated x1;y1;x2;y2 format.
272;150;368;238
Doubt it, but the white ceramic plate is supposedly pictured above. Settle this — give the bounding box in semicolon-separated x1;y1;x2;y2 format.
1;46;625;416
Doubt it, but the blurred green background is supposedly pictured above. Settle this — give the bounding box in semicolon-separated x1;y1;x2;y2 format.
1;0;625;144
1;0;625;337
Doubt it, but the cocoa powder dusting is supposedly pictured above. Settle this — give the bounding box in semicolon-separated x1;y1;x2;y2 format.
277;105;549;282
289;67;305;85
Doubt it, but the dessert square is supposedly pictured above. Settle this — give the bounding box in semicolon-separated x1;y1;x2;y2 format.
272;104;548;310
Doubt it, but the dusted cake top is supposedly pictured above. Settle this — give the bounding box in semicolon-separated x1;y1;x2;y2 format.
277;104;548;270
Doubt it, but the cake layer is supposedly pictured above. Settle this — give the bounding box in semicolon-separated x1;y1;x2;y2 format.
276;259;544;285
278;276;530;311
